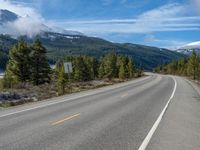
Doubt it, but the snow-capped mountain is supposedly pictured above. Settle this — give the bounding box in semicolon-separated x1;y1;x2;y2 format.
176;41;200;55
0;9;83;37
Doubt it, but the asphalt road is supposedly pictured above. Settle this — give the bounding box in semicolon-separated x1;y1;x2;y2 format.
0;74;200;150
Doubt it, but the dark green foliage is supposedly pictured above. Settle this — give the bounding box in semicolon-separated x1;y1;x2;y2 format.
98;62;105;79
98;54;135;80
55;54;137;85
0;35;17;69
100;54;118;79
6;40;31;82
30;39;51;85
187;51;199;80
2;71;18;88
127;57;135;78
0;33;186;71
0;51;8;69
155;50;200;80
57;64;66;95
73;56;90;82
56;55;99;82
3;40;52;88
117;55;128;79
83;56;99;80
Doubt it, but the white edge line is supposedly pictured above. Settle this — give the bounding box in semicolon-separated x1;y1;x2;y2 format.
138;76;177;150
0;76;153;118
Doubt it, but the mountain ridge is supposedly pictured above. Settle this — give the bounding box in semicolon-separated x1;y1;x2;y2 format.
0;33;187;70
176;41;200;55
0;9;83;37
0;9;18;25
0;9;187;71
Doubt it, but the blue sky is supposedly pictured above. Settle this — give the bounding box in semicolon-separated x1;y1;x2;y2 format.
1;0;200;49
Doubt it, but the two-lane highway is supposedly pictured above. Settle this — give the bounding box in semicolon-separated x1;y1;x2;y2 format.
0;74;199;150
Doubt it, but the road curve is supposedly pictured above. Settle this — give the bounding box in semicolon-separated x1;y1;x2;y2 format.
0;74;199;150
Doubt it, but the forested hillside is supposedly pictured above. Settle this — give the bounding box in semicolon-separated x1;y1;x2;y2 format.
0;32;186;70
154;51;200;80
1;40;140;105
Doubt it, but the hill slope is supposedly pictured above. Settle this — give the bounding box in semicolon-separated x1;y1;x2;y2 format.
0;32;186;70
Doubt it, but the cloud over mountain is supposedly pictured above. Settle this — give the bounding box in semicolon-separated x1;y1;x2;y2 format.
0;0;47;37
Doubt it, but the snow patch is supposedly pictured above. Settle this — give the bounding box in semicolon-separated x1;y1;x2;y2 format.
65;36;80;39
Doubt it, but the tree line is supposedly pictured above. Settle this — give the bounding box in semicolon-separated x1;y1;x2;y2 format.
56;53;144;94
154;51;199;80
2;40;143;94
3;39;51;88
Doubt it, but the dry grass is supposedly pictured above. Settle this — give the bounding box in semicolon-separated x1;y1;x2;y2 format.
0;78;139;108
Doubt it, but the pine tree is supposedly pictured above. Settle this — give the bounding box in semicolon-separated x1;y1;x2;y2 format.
74;56;89;81
127;57;135;78
98;62;105;78
6;40;31;83
118;63;126;79
57;65;66;95
83;56;94;80
30;39;51;85
117;56;126;79
3;70;17;88
187;50;199;80
102;54;117;79
93;58;99;78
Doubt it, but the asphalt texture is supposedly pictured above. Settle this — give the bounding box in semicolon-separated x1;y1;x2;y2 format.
0;74;199;150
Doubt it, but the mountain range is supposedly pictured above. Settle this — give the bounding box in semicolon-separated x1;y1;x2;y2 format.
0;9;18;25
0;9;187;71
176;41;200;55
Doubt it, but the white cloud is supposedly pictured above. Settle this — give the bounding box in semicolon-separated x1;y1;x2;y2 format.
0;0;199;41
1;17;48;37
144;34;189;49
53;3;200;34
0;0;41;19
144;35;158;42
0;0;47;37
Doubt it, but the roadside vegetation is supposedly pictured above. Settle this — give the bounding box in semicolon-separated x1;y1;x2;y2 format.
0;40;143;107
154;50;200;80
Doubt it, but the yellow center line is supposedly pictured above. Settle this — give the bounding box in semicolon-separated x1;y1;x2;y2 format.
51;113;81;126
121;93;128;98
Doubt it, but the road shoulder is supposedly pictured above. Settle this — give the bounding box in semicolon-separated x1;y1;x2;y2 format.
147;76;200;150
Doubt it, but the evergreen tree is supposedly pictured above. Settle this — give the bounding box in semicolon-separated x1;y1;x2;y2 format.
74;56;89;81
98;62;105;78
90;57;99;79
127;57;135;78
117;56;127;79
30;39;51;85
3;69;18;88
83;56;95;80
187;51;199;80
118;63;126;79
57;64;66;95
102;54;117;79
6;40;31;83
